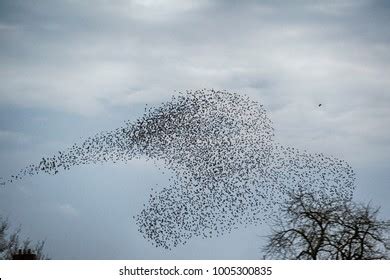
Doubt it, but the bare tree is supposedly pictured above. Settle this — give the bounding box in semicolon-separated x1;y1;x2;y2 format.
263;191;390;259
0;216;48;260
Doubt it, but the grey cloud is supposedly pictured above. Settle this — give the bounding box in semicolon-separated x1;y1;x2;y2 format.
1;0;389;154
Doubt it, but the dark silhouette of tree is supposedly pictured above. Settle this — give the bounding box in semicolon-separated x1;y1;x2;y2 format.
263;191;390;259
0;216;48;260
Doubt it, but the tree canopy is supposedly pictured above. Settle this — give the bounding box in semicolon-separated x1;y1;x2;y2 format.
0;216;47;260
263;191;390;260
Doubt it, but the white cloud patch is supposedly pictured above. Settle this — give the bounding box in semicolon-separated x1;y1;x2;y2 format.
129;0;210;22
58;203;79;218
0;130;30;144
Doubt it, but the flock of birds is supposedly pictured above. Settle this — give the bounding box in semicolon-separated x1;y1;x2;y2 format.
1;89;355;249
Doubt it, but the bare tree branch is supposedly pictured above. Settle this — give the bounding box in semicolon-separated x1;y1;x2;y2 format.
263;190;390;260
0;216;48;260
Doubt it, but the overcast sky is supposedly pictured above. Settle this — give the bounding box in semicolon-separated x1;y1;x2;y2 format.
0;0;389;259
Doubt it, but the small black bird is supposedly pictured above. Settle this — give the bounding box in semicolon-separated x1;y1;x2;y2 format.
318;103;322;107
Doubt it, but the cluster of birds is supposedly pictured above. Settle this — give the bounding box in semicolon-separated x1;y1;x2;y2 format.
1;89;355;249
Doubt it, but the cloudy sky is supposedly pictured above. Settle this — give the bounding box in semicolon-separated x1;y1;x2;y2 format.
0;0;389;259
